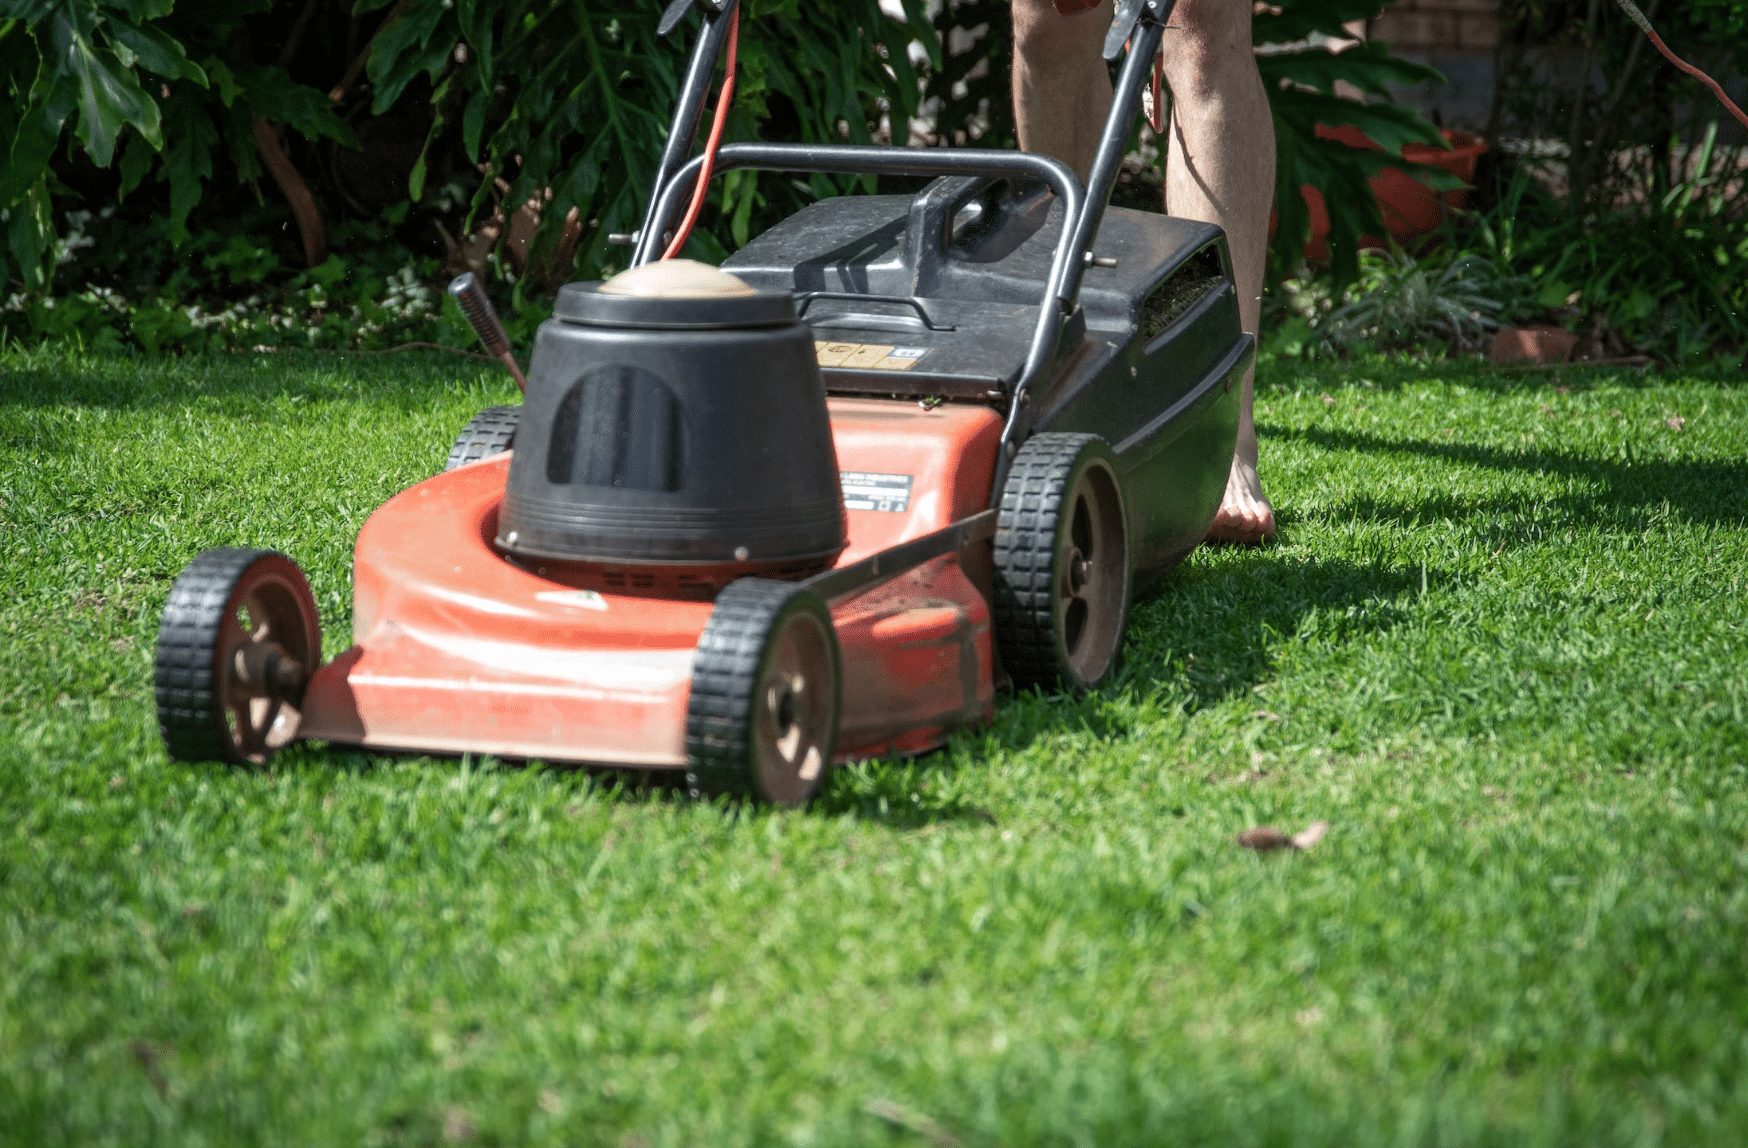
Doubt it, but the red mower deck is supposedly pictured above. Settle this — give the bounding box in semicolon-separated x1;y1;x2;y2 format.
299;400;1003;767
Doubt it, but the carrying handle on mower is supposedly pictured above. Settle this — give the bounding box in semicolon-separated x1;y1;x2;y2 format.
901;175;1009;297
797;292;957;333
643;142;1085;399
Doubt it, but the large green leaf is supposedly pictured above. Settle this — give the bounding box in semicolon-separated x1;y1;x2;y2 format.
1281;90;1450;157
50;8;161;163
104;19;207;85
0;79;58;205
231;64;357;148
162;93;217;238
110;0;176;20
4;184;53;289
1254;0;1386;47
365;2;450;113
1259;41;1444;98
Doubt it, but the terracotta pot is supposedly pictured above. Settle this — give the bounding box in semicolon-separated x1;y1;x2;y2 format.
1489;325;1578;367
1297;127;1488;262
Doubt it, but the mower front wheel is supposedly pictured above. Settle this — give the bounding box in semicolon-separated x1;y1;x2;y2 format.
993;432;1130;692
444;405;519;471
685;579;841;807
154;548;323;765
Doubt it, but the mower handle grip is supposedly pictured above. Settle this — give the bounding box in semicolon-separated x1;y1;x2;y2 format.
642;143;1084;312
901;176;1009;297
447;272;528;392
657;0;730;37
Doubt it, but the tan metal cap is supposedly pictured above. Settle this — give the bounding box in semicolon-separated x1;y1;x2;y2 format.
599;259;757;299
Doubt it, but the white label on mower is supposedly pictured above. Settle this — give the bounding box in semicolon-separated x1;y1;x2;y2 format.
815;341;927;371
841;471;913;513
535;589;610;612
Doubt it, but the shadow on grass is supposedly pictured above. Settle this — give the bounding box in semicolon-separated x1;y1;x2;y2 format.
972;552;1426;755
800;551;1427;822
1287;423;1748;528
287;742;1003;830
1257;355;1729;395
0;350;499;414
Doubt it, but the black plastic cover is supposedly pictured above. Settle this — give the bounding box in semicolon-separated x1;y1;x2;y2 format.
498;291;847;570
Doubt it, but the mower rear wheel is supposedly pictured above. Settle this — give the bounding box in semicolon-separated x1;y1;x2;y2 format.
685;579;841;807
993;432;1130;692
444;405;519;471
154;548;322;765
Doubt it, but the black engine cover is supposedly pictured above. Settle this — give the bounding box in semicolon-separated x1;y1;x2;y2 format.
497;280;847;571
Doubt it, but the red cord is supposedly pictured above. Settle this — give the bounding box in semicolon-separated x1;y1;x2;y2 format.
1618;0;1748;131
662;7;740;260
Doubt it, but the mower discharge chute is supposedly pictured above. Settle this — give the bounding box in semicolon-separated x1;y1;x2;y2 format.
153;0;1252;804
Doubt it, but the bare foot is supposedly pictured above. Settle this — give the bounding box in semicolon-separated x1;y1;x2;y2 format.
1207;455;1275;545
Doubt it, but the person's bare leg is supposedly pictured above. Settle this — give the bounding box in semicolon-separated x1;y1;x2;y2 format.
1011;0;1113;182
1162;1;1277;543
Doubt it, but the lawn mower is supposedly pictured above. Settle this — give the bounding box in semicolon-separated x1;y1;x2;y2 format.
152;0;1252;804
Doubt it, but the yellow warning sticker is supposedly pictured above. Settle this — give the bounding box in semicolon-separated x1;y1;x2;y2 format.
814;341;927;371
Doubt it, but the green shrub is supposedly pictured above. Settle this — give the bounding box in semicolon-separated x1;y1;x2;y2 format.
1314;249;1510;355
3;1;1448;304
0;1;355;290
1;1;937;298
1479;127;1748;362
1254;2;1451;283
1499;0;1748;211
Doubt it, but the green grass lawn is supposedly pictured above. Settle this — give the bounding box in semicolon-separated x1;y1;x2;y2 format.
3;343;1746;1147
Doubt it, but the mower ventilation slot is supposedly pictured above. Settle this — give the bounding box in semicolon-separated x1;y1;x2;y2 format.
1140;246;1226;346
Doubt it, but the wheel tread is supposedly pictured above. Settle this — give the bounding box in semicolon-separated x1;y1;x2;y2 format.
993;433;1126;691
154;549;270;762
685;579;833;802
152;548;318;764
445;405;520;471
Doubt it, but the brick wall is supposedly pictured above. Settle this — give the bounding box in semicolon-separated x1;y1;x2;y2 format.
1372;0;1501;54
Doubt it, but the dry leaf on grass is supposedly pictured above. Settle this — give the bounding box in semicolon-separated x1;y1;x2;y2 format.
1237;820;1330;853
865;1098;962;1148
442;1106;476;1143
1236;826;1295;852
129;1039;173;1098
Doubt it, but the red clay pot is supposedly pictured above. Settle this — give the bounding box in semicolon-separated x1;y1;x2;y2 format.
1298;126;1489;262
1489;325;1579;366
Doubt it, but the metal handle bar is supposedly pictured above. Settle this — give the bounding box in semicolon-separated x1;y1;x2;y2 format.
639;142;1085;401
1062;4;1170;314
638;0;1173;309
635;0;742;260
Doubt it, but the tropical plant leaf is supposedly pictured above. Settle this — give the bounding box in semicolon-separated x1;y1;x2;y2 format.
366;2;450;114
52;9;162;163
105;19;206;85
1259;41;1443;98
1254;1;1383;46
162;93;217;238
231;65;356;147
